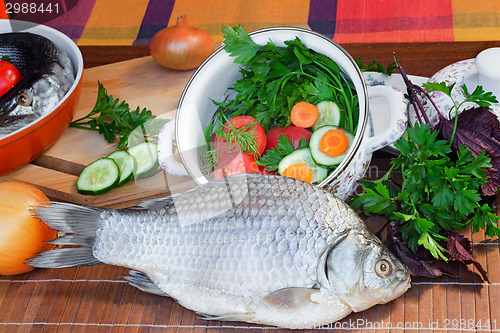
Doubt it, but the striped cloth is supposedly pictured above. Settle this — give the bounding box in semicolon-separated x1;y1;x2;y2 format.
3;0;500;45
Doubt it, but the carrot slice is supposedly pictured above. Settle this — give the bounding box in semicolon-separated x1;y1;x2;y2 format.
290;101;319;128
320;129;349;157
282;163;313;183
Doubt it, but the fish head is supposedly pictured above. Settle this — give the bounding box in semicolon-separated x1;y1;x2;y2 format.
0;73;68;124
324;226;410;312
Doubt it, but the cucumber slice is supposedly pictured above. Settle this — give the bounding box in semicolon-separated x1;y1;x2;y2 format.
107;150;136;186
278;148;328;183
128;142;161;178
76;158;120;195
312;101;341;131
310;126;354;166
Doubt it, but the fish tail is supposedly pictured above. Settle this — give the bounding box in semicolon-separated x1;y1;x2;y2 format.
28;202;105;268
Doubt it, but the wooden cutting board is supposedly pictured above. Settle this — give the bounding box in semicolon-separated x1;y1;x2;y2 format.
0;56;198;208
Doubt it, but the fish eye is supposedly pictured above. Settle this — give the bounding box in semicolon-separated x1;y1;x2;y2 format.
17;90;32;106
376;259;392;277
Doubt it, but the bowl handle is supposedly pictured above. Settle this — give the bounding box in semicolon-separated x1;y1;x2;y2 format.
364;85;407;154
157;120;190;177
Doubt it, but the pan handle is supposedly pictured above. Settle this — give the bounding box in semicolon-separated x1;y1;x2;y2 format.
364;85;407;154
157;120;190;177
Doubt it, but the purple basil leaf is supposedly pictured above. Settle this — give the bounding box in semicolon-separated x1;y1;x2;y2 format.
385;221;448;277
443;231;490;283
438;107;500;195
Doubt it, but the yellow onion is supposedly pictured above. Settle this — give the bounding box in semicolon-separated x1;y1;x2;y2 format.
0;181;57;275
150;15;214;70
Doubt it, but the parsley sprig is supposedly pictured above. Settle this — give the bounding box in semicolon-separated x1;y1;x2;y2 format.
70;82;168;148
421;81;498;145
350;122;499;261
355;58;397;76
257;135;308;171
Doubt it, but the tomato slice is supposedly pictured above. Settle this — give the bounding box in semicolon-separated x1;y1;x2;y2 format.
0;60;22;97
222;116;267;158
214;147;259;179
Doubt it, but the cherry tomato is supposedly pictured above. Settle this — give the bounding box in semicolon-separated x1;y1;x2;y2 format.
222;116;267;158
265;125;312;152
0;60;22;97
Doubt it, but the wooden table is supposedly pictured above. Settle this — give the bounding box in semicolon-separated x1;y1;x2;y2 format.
1;41;500;332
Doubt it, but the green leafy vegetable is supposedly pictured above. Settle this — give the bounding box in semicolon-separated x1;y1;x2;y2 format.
207;26;358;134
355;58;397;76
257;135;308;171
422;81;498;145
350;122;500;261
70;82;168;149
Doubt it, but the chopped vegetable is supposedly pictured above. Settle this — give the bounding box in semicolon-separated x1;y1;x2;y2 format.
309;126;353;166
107;150;136;186
70;82;168;149
0;181;57;275
278;148;328;183
128;142;161;178
282;163;313;183
290;101;319;128
76;158;120;195
320;128;349;157
76;142;161;195
214;152;259;179
312;101;341;131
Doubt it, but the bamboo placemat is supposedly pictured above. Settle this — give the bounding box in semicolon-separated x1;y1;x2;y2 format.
1;165;499;332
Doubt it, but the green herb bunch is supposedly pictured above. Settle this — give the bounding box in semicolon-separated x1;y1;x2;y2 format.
350;122;500;261
351;59;500;262
208;26;359;133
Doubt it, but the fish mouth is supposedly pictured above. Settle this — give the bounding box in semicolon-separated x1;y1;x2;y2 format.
394;276;411;297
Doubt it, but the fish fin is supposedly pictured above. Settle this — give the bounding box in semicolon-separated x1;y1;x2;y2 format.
122;270;167;296
263;287;318;308
28;247;101;268
28;202;105;268
32;202;103;234
198;312;254;323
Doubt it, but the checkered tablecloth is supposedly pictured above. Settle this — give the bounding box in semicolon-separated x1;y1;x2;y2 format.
3;0;500;45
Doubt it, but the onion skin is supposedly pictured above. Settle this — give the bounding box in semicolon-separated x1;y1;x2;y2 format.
0;181;57;275
150;15;214;71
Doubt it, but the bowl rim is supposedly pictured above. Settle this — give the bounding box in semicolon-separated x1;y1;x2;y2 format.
0;19;84;145
175;26;368;186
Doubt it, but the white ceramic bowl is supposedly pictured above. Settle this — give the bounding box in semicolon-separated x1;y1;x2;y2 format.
158;27;407;200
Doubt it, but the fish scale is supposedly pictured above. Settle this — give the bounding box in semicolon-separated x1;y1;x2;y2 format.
95;177;333;294
31;173;410;329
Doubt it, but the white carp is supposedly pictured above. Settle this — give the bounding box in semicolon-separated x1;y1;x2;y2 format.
30;173;410;329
